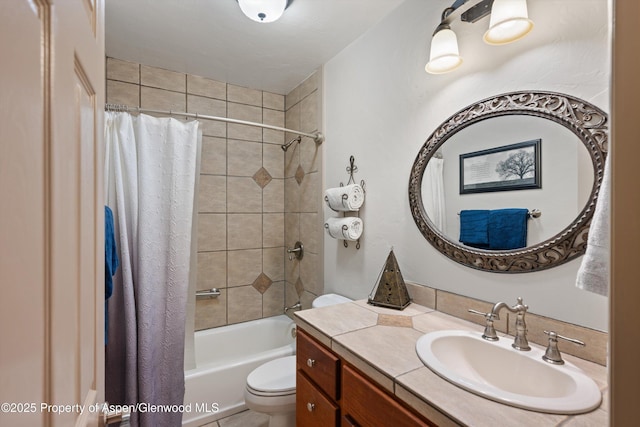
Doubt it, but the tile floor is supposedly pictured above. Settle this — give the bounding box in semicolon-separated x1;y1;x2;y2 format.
200;409;269;427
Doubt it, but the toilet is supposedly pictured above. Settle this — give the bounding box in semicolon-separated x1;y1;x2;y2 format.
244;293;352;427
311;293;352;308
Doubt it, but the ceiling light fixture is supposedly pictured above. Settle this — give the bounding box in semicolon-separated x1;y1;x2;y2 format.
425;0;534;74
238;0;288;23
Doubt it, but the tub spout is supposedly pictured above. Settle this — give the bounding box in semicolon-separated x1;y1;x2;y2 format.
284;301;301;314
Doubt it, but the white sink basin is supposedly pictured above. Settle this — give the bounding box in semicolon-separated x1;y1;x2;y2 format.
415;330;601;414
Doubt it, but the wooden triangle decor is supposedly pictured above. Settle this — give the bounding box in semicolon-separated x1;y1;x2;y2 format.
368;249;411;310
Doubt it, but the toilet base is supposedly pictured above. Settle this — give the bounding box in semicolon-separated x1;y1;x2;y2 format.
244;388;296;427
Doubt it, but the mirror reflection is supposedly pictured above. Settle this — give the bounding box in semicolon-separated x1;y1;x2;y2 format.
421;116;594;249
408;91;608;273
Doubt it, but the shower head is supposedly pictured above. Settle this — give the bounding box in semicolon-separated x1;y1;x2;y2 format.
281;136;302;152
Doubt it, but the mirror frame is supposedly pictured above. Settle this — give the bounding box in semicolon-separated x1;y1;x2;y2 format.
408;91;608;273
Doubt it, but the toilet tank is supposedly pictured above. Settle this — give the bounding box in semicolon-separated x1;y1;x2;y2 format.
312;293;352;308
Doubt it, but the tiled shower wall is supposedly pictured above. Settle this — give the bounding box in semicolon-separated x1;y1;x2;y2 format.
284;72;324;311
105;57;323;330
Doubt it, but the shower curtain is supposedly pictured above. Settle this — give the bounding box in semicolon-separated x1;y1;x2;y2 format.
104;112;200;427
424;157;447;231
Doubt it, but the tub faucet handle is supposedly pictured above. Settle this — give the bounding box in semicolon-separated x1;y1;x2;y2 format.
287;241;304;261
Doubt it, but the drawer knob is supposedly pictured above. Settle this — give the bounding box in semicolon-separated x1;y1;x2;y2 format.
307;402;315;412
306;358;315;367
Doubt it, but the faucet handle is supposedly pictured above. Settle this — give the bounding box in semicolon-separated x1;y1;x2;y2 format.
542;330;585;365
468;309;499;341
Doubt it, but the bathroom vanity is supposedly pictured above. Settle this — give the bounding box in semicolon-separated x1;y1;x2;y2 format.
297;328;433;426
294;300;607;427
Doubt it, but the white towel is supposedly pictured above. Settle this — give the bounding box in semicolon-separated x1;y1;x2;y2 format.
576;154;610;296
325;217;363;241
324;184;365;211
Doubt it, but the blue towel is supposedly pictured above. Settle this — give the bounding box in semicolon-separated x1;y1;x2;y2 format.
105;206;119;344
459;210;490;248
488;208;528;250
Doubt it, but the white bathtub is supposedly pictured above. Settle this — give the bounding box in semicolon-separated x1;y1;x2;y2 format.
182;315;296;426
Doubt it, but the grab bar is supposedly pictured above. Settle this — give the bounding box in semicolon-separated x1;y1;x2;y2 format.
196;288;221;299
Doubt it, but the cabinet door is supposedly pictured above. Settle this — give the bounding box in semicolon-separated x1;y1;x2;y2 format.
342;365;435;427
297;328;341;400
297;371;340;427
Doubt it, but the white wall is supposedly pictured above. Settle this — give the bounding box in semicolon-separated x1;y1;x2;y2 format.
322;0;610;331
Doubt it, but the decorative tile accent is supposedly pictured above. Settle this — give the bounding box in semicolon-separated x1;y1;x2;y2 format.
378;314;414;328
253;272;273;294
253;167;272;188
295;277;304;296
295;165;305;185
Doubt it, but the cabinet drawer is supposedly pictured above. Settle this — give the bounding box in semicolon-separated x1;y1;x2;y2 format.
297;371;339;427
342;364;435;427
297;328;340;400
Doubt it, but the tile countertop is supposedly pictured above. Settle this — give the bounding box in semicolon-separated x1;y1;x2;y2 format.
293;300;608;427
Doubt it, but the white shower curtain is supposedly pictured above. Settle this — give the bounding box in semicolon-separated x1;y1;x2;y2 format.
104;112;200;427
424;157;447;231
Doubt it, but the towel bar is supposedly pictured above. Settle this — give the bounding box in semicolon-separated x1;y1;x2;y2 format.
457;209;541;219
196;288;221;299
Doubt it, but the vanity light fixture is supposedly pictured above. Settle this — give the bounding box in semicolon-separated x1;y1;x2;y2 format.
238;0;288;23
425;0;534;74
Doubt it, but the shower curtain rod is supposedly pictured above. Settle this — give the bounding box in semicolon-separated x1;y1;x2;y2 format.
105;103;324;144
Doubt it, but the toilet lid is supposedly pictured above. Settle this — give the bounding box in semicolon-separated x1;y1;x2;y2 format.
247;355;296;394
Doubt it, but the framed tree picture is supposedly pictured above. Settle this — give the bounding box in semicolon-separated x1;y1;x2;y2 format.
459;139;541;194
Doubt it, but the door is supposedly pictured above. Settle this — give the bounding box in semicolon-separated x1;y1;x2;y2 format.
0;1;105;427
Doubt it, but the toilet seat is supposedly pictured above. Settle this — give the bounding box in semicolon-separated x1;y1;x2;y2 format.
246;355;296;397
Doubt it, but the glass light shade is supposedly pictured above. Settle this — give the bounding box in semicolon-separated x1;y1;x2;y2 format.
238;0;287;23
425;28;463;74
483;0;534;45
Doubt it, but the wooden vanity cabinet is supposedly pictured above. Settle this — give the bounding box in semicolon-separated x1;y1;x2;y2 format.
341;364;435;427
296;328;436;427
296;328;340;426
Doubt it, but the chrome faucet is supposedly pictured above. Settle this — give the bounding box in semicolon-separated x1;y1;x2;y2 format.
490;297;531;351
284;301;301;314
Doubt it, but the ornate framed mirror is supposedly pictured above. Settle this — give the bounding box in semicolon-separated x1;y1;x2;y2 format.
408;91;607;273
